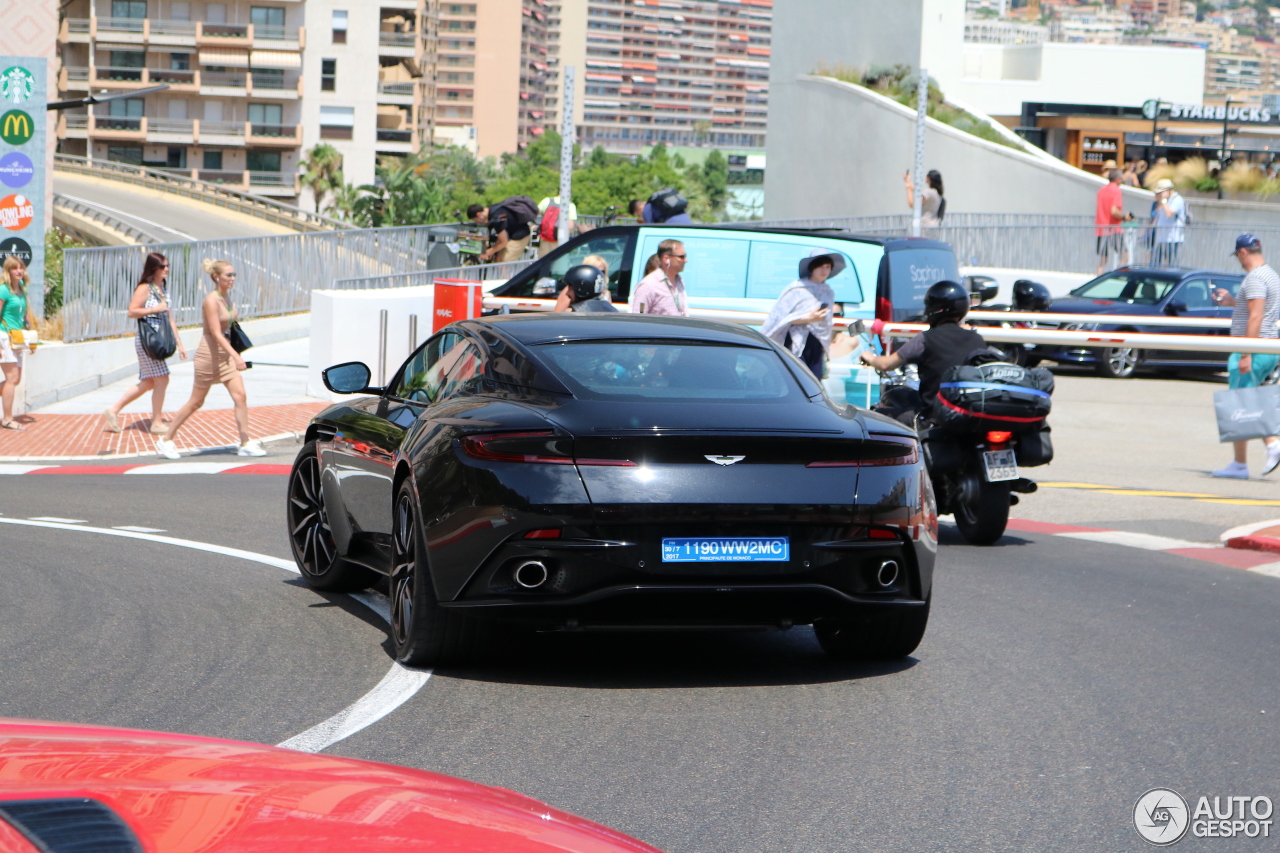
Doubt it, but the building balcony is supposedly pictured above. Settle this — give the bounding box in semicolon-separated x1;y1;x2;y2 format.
90;115;147;140
149;68;198;89
60;66;90;91
198;120;246;145
249;72;303;99
198;22;252;46
248;170;300;195
90;66;199;92
62;18;91;43
253;25;304;51
379;31;418;56
377;81;416;104
149;19;198;44
376;127;414;152
248;123;301;145
62;112;89;139
146;118;195;143
201;71;248;96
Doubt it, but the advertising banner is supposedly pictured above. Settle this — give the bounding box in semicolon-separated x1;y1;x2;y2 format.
0;57;45;318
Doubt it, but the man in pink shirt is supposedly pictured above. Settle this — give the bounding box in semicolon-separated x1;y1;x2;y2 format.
1095;168;1128;274
630;239;688;316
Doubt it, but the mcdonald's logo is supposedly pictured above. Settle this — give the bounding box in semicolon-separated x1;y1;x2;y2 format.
0;110;32;145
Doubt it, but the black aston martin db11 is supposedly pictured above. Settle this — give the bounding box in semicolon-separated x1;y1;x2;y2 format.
288;313;936;665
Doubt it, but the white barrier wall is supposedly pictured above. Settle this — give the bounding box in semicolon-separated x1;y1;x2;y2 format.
308;286;436;401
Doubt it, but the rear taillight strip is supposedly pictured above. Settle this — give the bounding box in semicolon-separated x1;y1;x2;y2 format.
806;435;919;467
461;433;635;467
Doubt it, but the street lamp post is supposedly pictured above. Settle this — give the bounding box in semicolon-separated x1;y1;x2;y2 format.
1220;97;1234;200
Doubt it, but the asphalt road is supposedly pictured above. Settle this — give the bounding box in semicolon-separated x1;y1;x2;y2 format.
3;460;1277;852
52;172;297;242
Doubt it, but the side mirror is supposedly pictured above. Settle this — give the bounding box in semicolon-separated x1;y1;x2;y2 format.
323;361;378;395
532;276;559;296
966;275;999;304
1165;300;1187;316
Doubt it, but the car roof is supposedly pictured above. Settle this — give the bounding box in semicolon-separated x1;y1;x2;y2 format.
553;223;952;252
468;312;774;347
1100;265;1241;279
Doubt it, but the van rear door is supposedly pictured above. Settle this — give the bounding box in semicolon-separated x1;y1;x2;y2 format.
879;243;961;322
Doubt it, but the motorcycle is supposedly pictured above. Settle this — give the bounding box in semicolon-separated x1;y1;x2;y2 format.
874;346;1053;546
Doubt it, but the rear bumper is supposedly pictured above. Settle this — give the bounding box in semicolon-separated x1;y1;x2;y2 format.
443;582;928;629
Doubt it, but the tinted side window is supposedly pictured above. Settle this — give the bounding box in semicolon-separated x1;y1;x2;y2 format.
1174;278;1213;309
439;341;483;399
745;241;862;303
394;332;458;404
1212;276;1242;297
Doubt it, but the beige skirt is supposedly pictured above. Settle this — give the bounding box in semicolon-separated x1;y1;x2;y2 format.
192;338;237;390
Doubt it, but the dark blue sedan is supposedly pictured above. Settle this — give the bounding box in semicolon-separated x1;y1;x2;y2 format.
1029;266;1242;378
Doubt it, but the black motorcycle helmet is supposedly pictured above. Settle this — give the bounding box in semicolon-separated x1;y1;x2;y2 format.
562;264;606;302
1012;279;1051;312
923;280;969;326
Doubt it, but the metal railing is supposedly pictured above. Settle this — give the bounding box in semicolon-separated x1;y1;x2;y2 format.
95;66;144;82
147;118;195;135
62;225;449;342
249;122;297;138
201;72;247;88
332;260;536;291
97;16;145;33
379;31;418;47
149;68;197;85
376;128;413;142
94;116;143;131
67;18;90;34
198;120;245;137
150;20;198;37
53;194;162;245
54;154;346;233
378;82;416;96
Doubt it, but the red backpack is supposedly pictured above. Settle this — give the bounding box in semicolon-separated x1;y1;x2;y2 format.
539;203;560;241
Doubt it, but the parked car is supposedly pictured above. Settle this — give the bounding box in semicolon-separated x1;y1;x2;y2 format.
488;224;960;323
0;718;663;853
1028;266;1242;378
294;313;936;666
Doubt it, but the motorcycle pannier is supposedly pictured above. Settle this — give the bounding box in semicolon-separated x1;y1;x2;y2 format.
933;362;1053;431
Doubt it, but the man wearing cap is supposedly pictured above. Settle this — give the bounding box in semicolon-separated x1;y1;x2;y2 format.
1151;178;1187;265
1211;234;1280;478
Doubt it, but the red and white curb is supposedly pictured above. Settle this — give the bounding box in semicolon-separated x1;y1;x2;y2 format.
1007;519;1280;579
0;462;290;475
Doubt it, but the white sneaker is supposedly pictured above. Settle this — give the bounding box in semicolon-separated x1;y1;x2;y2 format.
1212;461;1249;479
1264;443;1280;476
237;440;267;457
155;438;181;460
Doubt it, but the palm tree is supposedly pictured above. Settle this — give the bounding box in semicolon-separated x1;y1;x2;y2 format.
301;144;344;213
327;182;365;224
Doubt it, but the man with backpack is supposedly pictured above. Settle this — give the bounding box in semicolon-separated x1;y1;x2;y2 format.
468;195;539;263
537;195;579;257
642;188;693;225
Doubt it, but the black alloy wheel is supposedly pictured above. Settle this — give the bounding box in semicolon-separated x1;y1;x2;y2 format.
287;441;373;591
1096;345;1141;378
952;471;1011;546
815;598;931;660
390;480;479;667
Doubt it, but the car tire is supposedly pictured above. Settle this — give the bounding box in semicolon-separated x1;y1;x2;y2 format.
815;598;930;660
1096;346;1141;378
391;480;482;667
287;441;376;592
953;477;1011;545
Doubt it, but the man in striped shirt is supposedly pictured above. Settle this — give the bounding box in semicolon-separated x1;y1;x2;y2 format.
1212;234;1280;478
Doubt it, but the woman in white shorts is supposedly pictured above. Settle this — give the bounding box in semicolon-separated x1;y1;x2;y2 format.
0;255;38;431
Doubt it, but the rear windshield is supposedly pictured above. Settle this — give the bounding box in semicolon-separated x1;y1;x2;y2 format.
537;340;801;402
1071;273;1180;305
886;247;960;313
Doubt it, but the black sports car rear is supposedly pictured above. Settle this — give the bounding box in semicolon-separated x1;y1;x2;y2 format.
288;314;936;665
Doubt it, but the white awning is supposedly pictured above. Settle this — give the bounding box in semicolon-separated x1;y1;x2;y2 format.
320;105;355;127
199;48;248;67
250;50;301;68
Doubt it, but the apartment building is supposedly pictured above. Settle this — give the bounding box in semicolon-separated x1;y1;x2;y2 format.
57;0;307;197
433;0;548;159
54;0;436;202
547;0;771;155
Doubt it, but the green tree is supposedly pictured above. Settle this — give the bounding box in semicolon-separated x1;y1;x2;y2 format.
43;227;84;318
301;144;344;214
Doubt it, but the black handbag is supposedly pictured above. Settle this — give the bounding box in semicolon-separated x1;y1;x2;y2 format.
227;321;252;353
138;314;177;360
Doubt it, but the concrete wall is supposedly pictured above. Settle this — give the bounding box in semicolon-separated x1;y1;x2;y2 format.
309;286;435;401
770;0;925;87
950;42;1206;118
764;75;1154;221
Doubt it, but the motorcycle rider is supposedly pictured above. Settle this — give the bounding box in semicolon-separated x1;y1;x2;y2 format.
860;280;988;425
556;264;618;313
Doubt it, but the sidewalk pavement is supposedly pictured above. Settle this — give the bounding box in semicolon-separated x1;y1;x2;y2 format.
0;338;327;461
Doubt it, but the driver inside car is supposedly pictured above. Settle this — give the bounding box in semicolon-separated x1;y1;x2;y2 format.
859;280;988;426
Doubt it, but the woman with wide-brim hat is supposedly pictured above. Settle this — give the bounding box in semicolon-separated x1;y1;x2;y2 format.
761;248;847;379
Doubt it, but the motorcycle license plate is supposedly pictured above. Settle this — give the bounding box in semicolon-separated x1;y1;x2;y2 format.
983;450;1018;482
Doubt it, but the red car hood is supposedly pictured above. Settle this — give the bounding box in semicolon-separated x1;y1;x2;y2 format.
0;719;662;853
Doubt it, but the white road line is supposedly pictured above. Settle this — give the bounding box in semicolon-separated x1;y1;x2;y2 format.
1249;562;1280;579
56;194;197;241
124;463;250;475
0;465;52;475
1058;530;1211;551
113;526;167;533
28;516;87;524
0;517;433;751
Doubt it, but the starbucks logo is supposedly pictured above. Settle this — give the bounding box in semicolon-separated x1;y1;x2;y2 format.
0;67;34;105
1142;99;1161;121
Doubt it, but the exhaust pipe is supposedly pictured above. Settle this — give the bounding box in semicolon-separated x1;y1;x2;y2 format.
513;560;550;589
875;559;900;589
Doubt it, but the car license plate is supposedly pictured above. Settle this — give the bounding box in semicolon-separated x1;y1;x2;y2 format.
662;537;790;563
983;449;1019;482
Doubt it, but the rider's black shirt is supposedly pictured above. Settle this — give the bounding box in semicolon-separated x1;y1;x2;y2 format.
895;321;988;407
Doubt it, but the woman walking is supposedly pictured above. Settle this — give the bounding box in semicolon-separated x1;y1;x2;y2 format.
155;259;265;459
0;255;38;431
104;252;187;434
761;249;846;379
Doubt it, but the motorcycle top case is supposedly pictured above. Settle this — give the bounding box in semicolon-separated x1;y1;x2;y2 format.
933;362;1053;430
